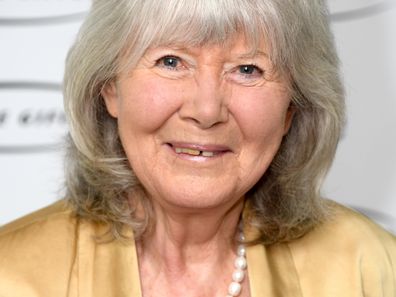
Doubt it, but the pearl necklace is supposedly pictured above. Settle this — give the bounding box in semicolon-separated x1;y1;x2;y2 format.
226;225;247;297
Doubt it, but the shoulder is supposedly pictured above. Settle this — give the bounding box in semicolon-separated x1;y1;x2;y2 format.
292;201;396;252
286;200;396;296
0;200;79;296
0;200;75;237
0;200;78;249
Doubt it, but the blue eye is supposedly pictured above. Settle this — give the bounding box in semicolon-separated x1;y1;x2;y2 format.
228;63;266;85
157;56;180;68
239;65;263;75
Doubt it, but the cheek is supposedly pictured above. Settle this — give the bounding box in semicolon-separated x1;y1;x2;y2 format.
118;78;184;132
229;87;291;186
230;87;291;143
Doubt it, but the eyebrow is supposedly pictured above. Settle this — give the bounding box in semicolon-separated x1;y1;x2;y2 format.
236;50;268;59
145;45;269;64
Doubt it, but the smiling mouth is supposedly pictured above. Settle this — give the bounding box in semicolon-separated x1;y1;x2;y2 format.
175;147;216;157
167;143;231;158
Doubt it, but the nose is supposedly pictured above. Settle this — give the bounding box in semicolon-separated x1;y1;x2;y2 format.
178;69;228;129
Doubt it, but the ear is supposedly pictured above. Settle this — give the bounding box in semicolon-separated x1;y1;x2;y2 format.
101;80;119;118
283;105;295;135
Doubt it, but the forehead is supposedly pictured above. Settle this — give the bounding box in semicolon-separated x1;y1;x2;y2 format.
146;34;268;58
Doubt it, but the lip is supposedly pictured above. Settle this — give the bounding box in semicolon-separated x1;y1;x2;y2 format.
167;142;232;153
165;142;233;161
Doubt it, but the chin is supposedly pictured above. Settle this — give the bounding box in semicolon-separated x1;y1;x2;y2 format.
151;185;240;212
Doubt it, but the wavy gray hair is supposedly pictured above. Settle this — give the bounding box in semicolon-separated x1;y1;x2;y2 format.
63;0;345;244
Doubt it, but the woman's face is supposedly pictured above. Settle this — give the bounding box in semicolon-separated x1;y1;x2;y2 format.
103;35;293;211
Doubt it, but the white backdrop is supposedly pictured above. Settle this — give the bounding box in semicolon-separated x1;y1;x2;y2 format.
1;1;395;233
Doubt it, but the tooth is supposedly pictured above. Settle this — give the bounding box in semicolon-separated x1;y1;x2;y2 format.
174;147;214;156
175;147;199;155
202;151;214;157
184;148;200;155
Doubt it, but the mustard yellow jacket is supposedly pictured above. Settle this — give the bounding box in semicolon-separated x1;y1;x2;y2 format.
0;200;395;296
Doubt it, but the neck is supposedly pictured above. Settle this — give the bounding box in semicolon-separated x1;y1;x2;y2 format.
140;198;244;266
135;197;247;297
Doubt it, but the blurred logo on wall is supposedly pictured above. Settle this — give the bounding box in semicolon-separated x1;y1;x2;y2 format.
0;82;67;153
329;0;395;21
0;0;90;25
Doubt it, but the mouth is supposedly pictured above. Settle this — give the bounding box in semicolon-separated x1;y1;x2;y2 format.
166;142;231;158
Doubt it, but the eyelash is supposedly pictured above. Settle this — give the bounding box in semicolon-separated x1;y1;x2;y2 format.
155;55;265;81
155;55;182;70
237;64;264;78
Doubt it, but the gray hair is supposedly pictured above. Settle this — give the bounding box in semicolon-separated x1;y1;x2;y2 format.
63;0;345;244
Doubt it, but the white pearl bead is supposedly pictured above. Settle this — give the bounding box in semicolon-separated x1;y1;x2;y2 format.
225;224;247;296
228;282;242;296
232;269;245;282
234;256;247;270
237;245;246;256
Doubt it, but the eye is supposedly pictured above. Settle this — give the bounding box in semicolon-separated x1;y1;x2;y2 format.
156;56;181;69
227;64;265;85
238;64;264;76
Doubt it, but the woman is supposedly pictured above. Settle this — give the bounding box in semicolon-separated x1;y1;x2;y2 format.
0;0;395;296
